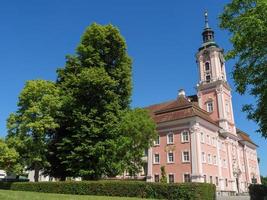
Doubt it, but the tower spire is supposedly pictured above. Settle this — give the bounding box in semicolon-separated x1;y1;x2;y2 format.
204;11;209;29
201;10;215;45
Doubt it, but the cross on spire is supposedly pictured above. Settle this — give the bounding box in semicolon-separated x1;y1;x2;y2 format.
204;11;209;29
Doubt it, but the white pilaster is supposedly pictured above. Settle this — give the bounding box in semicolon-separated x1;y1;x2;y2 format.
147;147;153;182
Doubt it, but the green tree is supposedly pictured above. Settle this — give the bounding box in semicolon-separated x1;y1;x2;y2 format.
261;176;267;186
50;23;133;180
219;0;267;137
0;138;22;175
7;80;62;182
160;166;167;183
117;108;156;177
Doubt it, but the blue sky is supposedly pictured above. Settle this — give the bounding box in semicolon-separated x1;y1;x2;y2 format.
0;0;266;176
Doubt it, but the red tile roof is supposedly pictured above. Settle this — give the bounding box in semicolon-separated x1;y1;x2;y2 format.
236;128;258;147
146;95;218;126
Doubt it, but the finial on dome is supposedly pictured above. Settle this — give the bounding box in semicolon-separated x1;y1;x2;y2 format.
204;10;209;29
178;89;186;97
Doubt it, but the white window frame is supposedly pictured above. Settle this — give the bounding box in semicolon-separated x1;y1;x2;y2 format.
206;135;210;145
200;132;205;143
167;151;174;163
203;174;207;183
154;153;160;164
211;137;216;146
202;152;206;163
210;176;213;184
154;174;160;182
167;132;174;144
213;155;217;165
206;101;213;112
181;130;189;143
154;135;160;146
182;151;190;163
205;62;210;71
207;154;212;164
183;173;191;183
223;159;227;168
216;177;219;186
168;173;175;183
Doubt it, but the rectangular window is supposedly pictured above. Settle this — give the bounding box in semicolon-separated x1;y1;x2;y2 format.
202;152;206;163
201;132;205;143
184;174;191;183
210;176;213;184
206;135;210;144
167;133;174;144
182;151;190;162
216;177;219;186
207;154;211;164
225;179;228;187
213;155;217;165
203;175;207;183
211;137;215;146
168;174;174;183
181;131;189;143
154;154;160;164
168;152;174;163
207;102;213;112
154;174;159;182
223;159;227;167
154;135;160;145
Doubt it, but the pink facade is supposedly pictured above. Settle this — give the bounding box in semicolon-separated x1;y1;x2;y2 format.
145;12;261;195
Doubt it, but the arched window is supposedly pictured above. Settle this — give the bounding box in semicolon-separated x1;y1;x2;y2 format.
205;62;210;71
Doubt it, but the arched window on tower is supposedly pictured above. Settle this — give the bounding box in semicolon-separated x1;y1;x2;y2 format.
205;62;210;71
204;62;211;82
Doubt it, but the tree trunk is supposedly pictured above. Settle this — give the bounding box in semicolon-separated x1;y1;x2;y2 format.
59;176;66;181
34;164;40;182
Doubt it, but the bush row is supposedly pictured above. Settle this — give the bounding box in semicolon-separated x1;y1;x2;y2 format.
0;180;215;200
249;184;267;200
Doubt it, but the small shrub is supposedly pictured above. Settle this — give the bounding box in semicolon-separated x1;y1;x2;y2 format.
0;180;215;200
249;184;267;200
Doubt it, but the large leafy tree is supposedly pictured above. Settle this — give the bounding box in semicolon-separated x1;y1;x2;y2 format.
219;0;267;137
7;80;62;181
49;23;140;180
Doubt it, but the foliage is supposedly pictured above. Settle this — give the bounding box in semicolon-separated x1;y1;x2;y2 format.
219;0;267;137
46;23;156;180
261;176;267;186
160;166;167;183
249;184;267;200
0;139;22;174
0;189;144;200
0;181;216;200
6;80;62;181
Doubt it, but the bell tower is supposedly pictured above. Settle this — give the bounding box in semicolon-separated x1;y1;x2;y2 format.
196;12;236;135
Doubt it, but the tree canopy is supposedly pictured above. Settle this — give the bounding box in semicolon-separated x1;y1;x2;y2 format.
45;23;156;180
219;0;267;137
0;138;22;175
7;80;62;181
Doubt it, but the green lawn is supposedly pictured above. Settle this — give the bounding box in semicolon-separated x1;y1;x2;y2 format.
0;190;149;200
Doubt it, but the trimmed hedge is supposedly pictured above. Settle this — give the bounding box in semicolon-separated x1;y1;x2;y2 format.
0;181;215;200
249;184;267;200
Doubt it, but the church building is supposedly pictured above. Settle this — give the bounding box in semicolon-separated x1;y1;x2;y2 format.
145;12;261;195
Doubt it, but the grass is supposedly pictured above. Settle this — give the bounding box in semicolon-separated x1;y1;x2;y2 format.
0;189;149;200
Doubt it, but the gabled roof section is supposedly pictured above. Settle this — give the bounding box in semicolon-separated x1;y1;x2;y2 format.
146;95;218;126
237;128;258;147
